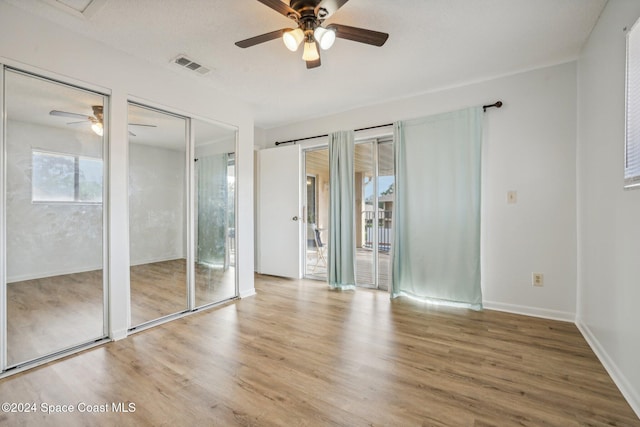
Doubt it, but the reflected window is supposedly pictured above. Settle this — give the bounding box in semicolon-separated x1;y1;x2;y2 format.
32;150;103;203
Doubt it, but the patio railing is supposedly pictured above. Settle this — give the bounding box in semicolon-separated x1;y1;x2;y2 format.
363;210;392;252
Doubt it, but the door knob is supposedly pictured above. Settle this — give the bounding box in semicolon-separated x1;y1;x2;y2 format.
292;216;299;221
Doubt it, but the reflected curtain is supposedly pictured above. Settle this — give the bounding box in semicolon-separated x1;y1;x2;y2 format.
328;130;356;290
197;153;229;268
392;107;483;309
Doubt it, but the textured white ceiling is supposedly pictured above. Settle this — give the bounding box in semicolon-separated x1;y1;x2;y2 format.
5;0;607;129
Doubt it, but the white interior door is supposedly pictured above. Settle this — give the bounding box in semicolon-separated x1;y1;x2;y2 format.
258;144;302;278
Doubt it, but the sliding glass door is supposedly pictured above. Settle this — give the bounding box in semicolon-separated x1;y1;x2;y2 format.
303;147;329;279
302;138;393;289
3;68;108;367
355;138;394;290
376;141;394;291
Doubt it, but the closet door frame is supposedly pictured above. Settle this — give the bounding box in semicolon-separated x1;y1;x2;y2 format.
0;64;111;374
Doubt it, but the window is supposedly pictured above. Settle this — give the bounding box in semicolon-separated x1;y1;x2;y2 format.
625;17;640;188
32;150;103;203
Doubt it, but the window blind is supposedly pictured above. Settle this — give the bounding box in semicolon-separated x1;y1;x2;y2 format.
625;17;640;188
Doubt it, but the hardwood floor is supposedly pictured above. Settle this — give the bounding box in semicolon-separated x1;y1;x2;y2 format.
6;260;235;365
131;259;236;325
6;270;104;366
0;274;637;426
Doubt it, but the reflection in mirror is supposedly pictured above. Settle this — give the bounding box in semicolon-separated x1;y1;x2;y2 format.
128;103;188;326
4;68;106;367
194;119;237;307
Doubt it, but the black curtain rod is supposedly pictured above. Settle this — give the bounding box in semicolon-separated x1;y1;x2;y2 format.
483;101;503;112
274;123;392;146
274;101;503;146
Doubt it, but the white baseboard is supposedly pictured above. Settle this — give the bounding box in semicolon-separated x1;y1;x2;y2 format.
239;288;256;298
483;300;575;322
576;319;640;419
7;264;103;283
7;256;186;283
129;255;185;267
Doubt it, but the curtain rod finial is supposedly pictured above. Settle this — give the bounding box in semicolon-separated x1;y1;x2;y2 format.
483;101;503;112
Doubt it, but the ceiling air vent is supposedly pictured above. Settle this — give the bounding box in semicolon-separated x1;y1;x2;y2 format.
172;55;211;76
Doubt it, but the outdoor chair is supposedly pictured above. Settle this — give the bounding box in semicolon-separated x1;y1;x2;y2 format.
313;225;327;271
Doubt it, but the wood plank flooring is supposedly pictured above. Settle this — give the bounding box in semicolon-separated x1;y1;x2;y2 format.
0;274;638;426
6;260;235;365
130;259;235;325
6;270;104;366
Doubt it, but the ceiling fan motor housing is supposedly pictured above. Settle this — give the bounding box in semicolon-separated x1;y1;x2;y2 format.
290;0;325;39
290;0;323;13
92;105;103;124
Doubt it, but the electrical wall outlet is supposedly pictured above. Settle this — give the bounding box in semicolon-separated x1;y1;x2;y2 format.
532;273;544;287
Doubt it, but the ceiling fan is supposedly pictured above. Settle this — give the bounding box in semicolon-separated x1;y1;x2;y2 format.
235;0;389;69
49;105;157;137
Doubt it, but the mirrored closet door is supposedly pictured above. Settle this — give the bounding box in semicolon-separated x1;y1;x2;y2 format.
193;118;237;307
3;68;108;367
127;103;238;328
128;103;188;327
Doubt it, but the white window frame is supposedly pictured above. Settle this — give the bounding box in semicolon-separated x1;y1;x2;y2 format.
625;16;640;189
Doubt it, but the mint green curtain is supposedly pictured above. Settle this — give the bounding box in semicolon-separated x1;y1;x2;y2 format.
328;130;356;290
392;107;483;309
197;153;229;268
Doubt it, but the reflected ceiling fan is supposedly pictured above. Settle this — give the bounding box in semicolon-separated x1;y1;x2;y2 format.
235;0;389;69
49;105;157;137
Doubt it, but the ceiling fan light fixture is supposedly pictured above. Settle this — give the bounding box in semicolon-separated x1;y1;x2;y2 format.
302;41;320;61
283;28;304;51
314;26;336;50
91;122;104;137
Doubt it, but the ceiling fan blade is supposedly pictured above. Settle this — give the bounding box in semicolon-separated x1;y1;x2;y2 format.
129;123;157;128
235;29;287;48
315;0;349;19
50;110;92;120
328;24;389;47
256;0;300;19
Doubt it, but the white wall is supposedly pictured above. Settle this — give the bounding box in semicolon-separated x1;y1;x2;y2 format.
6;121;103;282
129;143;186;266
195;137;235;157
0;2;255;339
264;62;578;320
577;0;640;416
